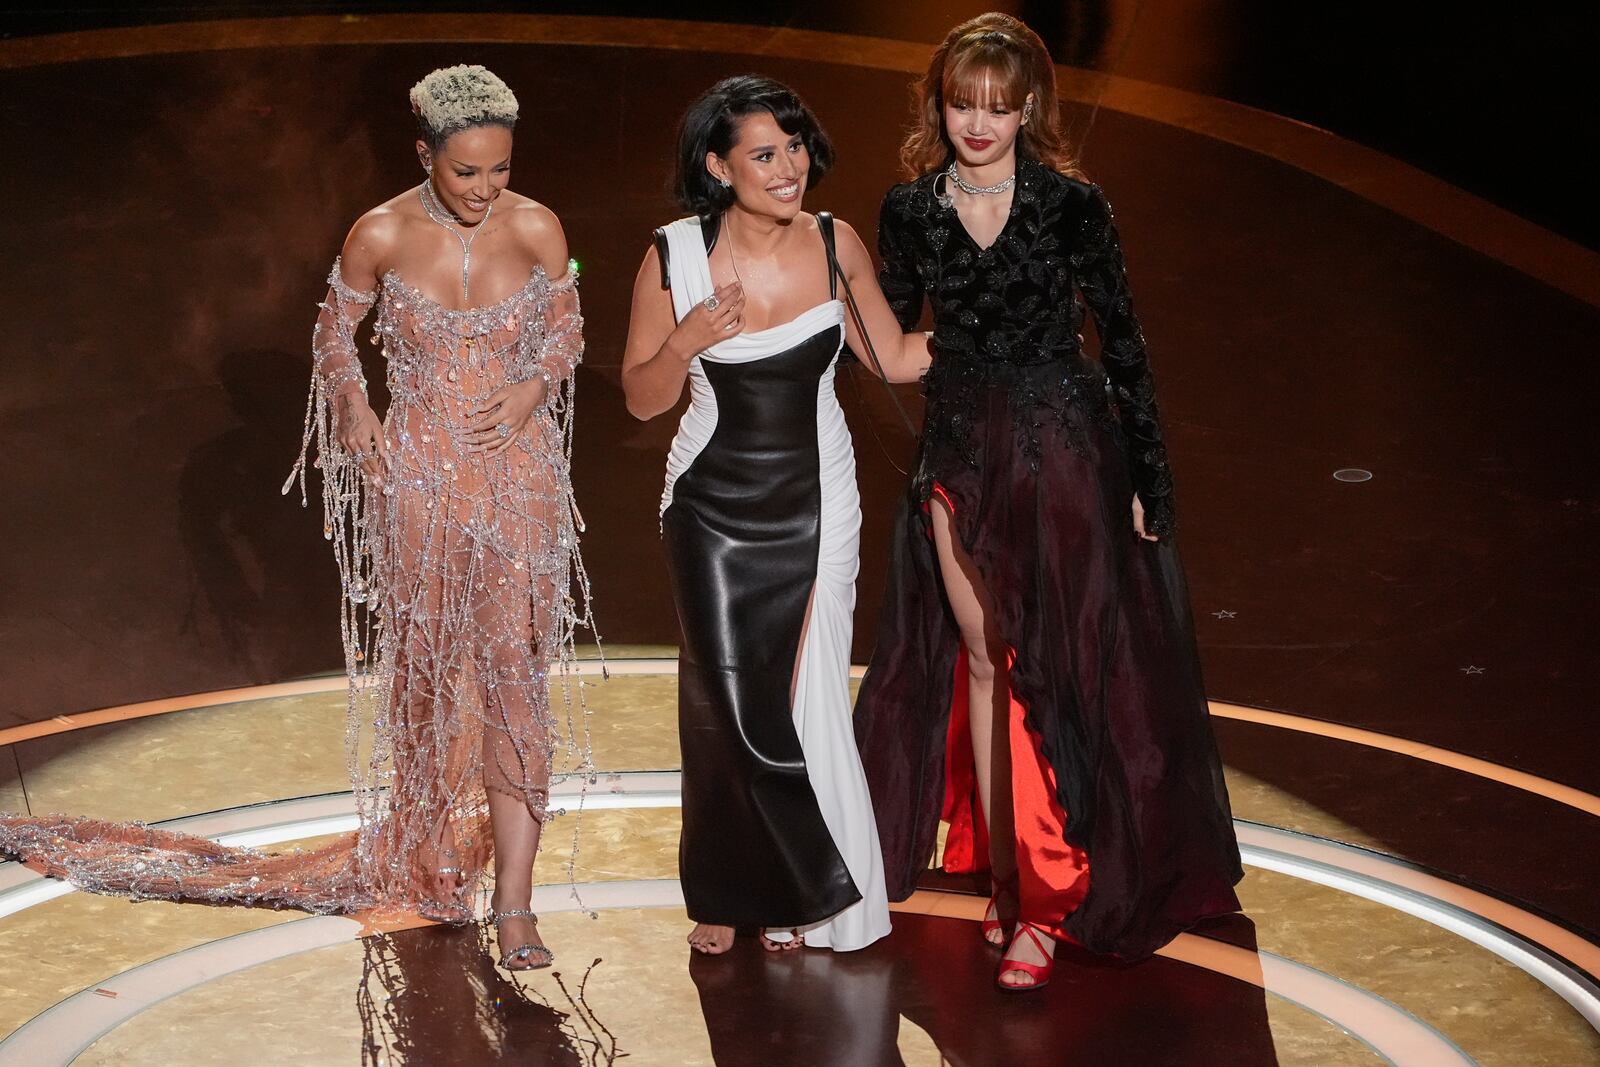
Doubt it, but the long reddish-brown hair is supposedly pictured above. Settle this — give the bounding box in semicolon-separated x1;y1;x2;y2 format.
900;13;1084;180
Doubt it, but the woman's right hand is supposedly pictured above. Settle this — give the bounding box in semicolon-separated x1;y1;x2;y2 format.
336;392;389;484
666;281;745;358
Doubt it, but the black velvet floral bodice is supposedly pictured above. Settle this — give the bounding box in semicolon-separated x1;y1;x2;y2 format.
878;156;1176;535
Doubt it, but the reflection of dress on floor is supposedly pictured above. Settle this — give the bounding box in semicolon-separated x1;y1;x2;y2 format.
657;215;890;950
0;259;597;919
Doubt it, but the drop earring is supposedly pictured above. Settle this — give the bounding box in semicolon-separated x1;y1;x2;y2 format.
718;178;732;188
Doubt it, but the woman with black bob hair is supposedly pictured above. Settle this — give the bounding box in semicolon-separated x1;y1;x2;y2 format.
672;75;836;216
623;75;929;955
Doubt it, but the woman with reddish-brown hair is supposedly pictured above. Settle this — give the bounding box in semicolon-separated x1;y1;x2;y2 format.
854;13;1244;990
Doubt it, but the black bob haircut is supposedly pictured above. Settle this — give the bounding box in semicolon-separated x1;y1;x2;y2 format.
673;75;835;217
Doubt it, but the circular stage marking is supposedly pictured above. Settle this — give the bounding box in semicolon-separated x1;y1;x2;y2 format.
2;775;1597;1061
8;663;1596;820
1333;468;1374;482
6;671;1599;1057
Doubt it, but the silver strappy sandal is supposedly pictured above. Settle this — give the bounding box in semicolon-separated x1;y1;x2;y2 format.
489;908;554;970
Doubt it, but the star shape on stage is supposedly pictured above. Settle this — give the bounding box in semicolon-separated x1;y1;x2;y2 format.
1211;610;1237;619
1459;665;1486;675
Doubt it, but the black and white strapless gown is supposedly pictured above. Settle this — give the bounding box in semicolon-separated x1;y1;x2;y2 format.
657;216;890;951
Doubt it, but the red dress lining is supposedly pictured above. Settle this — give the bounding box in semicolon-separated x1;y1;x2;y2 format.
928;484;1091;939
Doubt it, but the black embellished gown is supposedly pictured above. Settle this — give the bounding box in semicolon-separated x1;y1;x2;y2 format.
853;157;1243;961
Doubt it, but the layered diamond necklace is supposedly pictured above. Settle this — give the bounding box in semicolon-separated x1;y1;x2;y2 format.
945;161;1016;196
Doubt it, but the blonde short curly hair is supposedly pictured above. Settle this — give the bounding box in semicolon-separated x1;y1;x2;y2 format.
409;65;519;151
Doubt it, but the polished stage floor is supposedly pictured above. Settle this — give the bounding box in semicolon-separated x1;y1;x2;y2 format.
1;11;1597;1067
2;660;1597;1065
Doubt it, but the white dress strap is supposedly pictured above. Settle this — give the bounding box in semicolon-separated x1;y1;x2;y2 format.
661;217;715;323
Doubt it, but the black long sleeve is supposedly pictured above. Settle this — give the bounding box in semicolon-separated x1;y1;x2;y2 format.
1076;186;1176;535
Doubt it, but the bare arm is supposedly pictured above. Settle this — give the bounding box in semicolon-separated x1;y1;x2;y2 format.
620;244;745;421
832;219;931;384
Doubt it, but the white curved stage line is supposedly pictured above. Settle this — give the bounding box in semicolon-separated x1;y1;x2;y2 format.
1239;822;1600;1031
0;876;1468;1067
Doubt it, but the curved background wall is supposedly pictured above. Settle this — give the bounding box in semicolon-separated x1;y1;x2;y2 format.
0;15;1594;818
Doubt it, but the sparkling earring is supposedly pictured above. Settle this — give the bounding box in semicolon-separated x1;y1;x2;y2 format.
718;178;732;189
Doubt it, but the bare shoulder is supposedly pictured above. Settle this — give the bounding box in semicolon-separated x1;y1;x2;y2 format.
338;202;408;287
635;239;662;287
501;193;570;276
821;214;873;273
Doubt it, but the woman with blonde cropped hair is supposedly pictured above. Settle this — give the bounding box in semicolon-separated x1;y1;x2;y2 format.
1;65;598;974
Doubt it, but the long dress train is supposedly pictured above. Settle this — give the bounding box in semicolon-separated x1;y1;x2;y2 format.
658;214;890;950
0;254;597;919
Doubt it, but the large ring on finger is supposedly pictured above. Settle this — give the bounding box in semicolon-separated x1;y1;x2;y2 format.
702;294;720;311
495;421;512;438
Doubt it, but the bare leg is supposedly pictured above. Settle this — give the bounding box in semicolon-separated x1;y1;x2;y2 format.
928;497;1051;985
486;786;548;966
480;569;554;968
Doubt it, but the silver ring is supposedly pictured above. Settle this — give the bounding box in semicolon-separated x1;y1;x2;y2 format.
437;866;462;876
495;422;512;438
702;294;720;311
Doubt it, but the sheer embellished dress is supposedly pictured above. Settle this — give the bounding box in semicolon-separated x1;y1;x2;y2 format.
0;256;597;922
853;158;1243;961
655;215;890;950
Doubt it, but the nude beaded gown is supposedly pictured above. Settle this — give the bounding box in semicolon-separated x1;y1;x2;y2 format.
0;251;598;920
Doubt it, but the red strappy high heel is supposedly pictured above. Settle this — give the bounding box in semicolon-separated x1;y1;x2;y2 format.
981;870;1018;947
996;920;1056;992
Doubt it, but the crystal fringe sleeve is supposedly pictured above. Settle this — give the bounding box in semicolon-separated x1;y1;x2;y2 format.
505;263;582;393
283;258;381;701
284;257;376;505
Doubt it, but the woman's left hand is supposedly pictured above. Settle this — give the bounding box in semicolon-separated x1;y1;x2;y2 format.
1132;494;1160;542
466;377;548;455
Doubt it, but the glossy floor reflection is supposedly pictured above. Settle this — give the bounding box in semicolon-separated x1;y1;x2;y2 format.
2;671;1597;1065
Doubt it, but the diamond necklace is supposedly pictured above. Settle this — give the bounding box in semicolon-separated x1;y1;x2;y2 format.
945;161;1016;196
418;181;492;301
